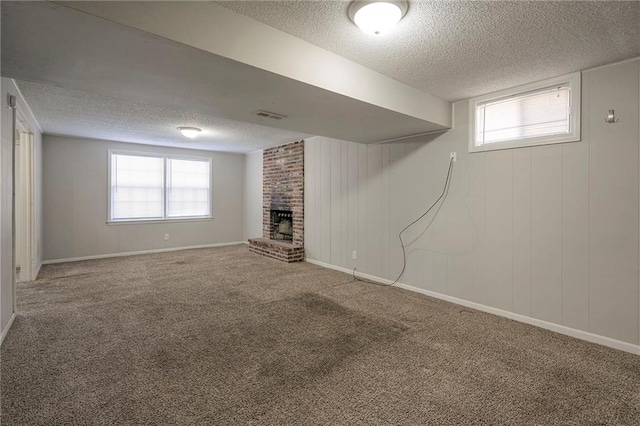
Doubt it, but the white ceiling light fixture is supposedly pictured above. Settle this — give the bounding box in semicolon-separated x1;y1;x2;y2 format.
177;126;202;138
348;1;408;36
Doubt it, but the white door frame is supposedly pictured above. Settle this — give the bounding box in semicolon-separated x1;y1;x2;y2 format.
15;107;35;283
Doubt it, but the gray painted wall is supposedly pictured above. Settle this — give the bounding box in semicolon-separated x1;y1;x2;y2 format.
243;150;263;240
1;78;44;338
43;135;245;261
304;59;640;347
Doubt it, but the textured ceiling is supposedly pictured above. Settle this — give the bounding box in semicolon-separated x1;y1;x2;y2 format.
7;1;639;151
16;80;310;153
3;1;447;148
218;0;640;101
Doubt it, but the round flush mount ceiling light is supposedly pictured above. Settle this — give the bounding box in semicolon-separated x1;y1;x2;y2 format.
177;126;202;138
348;1;408;36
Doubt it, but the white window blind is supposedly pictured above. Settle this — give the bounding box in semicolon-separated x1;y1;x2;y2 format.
109;151;212;223
476;84;571;146
166;158;211;218
111;154;164;220
469;72;580;152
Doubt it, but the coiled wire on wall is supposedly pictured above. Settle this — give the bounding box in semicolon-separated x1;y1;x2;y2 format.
353;156;455;287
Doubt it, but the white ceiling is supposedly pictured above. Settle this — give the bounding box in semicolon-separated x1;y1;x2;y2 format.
219;0;640;101
15;80;310;153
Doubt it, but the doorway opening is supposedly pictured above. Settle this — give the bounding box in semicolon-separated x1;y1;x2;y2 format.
15;108;36;283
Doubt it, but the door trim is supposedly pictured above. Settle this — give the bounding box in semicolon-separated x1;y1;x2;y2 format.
15;107;36;283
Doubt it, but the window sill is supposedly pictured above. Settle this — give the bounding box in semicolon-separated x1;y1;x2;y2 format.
469;135;581;153
107;217;213;226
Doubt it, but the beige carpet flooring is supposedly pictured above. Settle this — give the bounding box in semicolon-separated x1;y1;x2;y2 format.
1;245;639;425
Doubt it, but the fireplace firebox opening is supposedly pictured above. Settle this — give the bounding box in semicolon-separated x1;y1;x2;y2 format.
271;210;293;241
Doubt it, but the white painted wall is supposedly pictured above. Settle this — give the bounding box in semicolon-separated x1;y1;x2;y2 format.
304;59;640;351
243;150;263;240
1;78;44;342
43;135;245;261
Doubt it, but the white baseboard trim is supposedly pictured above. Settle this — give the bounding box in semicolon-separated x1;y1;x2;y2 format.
305;258;640;356
0;313;16;347
42;241;246;265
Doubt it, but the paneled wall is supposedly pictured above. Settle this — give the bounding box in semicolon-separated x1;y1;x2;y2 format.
304;59;640;348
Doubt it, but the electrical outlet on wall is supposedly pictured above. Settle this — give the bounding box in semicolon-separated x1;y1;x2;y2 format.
164;234;170;241
352;250;357;260
450;152;457;162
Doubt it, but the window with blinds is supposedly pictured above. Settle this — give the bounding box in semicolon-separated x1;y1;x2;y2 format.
110;154;164;221
470;73;581;152
166;158;211;218
109;151;212;222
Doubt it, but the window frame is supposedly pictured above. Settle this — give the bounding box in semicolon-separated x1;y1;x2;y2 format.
468;72;581;153
107;149;213;224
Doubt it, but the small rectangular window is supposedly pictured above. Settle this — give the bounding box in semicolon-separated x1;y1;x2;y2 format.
469;73;581;152
108;151;212;223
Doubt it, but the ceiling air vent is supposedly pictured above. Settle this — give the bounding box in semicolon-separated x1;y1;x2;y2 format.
255;110;286;120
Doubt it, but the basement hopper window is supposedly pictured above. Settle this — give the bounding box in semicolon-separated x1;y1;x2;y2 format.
108;151;212;223
469;72;581;152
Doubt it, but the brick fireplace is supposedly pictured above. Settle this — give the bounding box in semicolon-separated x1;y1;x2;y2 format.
249;140;304;262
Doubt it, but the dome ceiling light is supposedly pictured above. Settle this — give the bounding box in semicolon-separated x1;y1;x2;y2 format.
177;126;202;138
348;1;408;36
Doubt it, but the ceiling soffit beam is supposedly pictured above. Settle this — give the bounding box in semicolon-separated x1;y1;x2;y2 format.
57;1;451;129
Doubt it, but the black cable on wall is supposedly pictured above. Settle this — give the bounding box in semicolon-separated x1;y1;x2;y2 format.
353;156;455;287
